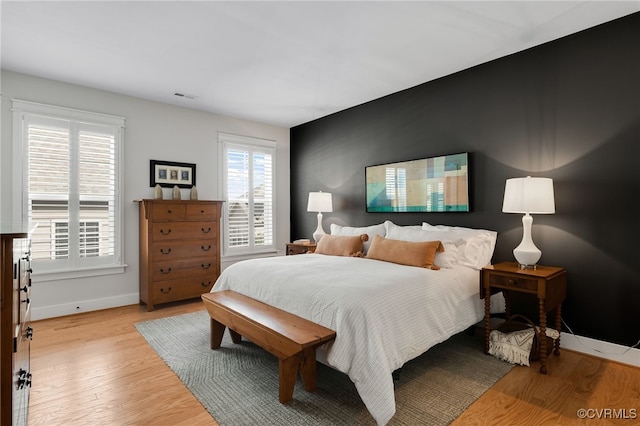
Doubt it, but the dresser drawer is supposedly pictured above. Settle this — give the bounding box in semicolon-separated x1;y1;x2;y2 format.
186;203;220;221
151;203;186;221
488;273;538;292
152;257;219;281
151;239;218;260
152;221;217;241
152;277;216;304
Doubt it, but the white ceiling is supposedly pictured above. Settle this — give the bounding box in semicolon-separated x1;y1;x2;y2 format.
2;1;638;128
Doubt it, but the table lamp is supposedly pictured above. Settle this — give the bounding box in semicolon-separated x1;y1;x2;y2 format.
307;191;332;242
502;176;555;268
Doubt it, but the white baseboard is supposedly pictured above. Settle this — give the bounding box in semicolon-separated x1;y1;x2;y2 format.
31;293;139;321
561;333;640;368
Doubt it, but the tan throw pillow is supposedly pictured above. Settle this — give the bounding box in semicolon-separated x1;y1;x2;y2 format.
366;234;444;269
315;234;368;257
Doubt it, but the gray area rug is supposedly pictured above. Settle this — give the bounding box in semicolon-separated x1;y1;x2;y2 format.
135;310;512;425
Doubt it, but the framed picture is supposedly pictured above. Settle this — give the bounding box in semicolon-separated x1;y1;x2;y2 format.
365;152;469;213
150;160;196;188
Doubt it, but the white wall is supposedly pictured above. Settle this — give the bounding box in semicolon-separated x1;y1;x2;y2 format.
0;70;290;319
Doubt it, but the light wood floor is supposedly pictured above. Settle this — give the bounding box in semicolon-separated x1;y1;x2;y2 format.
28;299;639;425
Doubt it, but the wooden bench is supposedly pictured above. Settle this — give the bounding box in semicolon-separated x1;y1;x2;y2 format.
201;290;336;403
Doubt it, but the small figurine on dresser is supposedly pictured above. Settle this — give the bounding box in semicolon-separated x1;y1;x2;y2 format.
154;184;163;199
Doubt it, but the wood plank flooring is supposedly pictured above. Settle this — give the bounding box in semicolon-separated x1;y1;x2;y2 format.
28;299;640;425
28;300;216;426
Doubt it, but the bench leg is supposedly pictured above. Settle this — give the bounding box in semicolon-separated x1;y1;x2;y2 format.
210;318;243;348
299;347;317;392
278;354;302;403
210;318;225;349
229;328;242;344
278;348;319;402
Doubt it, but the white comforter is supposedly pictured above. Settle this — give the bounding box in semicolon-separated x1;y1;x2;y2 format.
212;254;491;425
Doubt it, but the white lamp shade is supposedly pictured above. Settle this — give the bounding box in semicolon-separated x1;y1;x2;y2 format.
307;191;333;213
502;176;555;214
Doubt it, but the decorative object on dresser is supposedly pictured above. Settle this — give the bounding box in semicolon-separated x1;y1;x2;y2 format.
502;176;555;268
286;241;316;255
172;185;181;200
1;232;32;426
137;199;223;311
154;184;163;199
480;262;567;374
307;191;332;242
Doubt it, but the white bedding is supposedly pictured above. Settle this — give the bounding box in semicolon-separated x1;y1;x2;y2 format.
211;253;498;425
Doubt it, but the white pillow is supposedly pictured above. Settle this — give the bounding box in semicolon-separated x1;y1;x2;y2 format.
383;220;460;268
383;220;422;235
422;222;497;270
330;222;386;253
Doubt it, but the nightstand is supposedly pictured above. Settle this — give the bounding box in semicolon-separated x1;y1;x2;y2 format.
480;262;567;374
286;242;316;255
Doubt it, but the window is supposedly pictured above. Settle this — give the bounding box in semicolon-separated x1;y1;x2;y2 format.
12;100;125;279
219;133;275;256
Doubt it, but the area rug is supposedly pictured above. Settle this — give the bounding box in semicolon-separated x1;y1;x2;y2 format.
135;310;512;425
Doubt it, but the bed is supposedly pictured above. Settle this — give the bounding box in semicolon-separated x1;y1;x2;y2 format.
210;220;502;425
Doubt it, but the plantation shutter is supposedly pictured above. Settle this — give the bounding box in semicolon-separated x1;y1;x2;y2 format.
14;99;124;276
220;133;275;255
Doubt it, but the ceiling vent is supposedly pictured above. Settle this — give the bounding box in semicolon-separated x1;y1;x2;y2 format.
174;92;198;100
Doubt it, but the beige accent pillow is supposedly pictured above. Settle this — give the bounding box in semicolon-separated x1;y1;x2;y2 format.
366;234;443;269
315;234;368;257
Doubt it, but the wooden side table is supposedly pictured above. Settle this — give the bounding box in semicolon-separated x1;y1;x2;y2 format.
286;242;316;255
480;262;567;374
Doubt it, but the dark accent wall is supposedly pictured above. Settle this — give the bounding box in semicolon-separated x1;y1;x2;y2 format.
291;12;640;347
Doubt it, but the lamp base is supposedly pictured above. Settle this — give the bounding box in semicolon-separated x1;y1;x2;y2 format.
517;263;538;271
513;213;542;268
312;212;326;243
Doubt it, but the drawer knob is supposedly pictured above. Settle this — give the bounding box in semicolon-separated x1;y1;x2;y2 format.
160;267;172;274
17;369;32;389
160;229;172;235
508;279;515;285
167;209;173;214
160;287;172;294
201;281;212;287
201;245;212;251
160;248;172;255
201;227;212;233
201;263;212;269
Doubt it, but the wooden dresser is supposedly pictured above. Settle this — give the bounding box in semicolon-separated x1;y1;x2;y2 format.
137;200;223;311
1;232;32;426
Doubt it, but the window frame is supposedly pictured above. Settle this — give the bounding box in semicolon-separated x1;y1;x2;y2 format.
218;132;276;258
12;99;126;281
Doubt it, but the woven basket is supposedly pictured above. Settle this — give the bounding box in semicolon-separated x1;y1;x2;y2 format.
494;314;553;362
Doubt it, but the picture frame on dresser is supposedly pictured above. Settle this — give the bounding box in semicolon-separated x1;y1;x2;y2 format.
150;159;196;188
